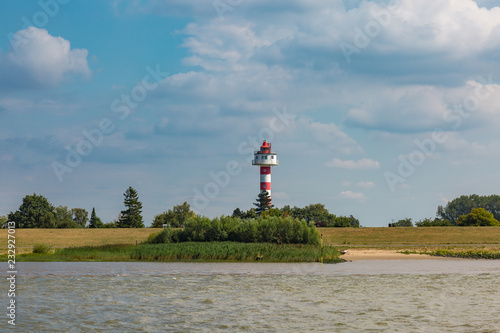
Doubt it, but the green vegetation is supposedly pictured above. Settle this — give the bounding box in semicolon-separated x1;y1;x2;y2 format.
389;218;413;227
437;194;500;225
254;191;273;215
131;242;342;262
151;201;196;228
6;243;342;263
32;244;52;254
147;216;320;245
427;249;500;259
117;186;144;228
88;208;104;228
456;208;500;226
415;218;453;227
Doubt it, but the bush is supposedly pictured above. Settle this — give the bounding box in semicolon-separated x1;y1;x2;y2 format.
146;216;321;245
33;244;52;254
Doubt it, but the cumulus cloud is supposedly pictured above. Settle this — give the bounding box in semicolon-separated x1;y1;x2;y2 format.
340;190;366;200
0;27;91;89
326;157;380;169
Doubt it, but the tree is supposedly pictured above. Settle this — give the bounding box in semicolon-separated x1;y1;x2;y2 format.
456;208;500;226
437;194;500;225
254;191;273;215
151;202;196;228
390;218;413;227
55;206;78;228
232;208;244;218
8;194;55;228
88;208;104;228
117;187;144;228
0;216;7;228
72;208;88;228
415;218;452;227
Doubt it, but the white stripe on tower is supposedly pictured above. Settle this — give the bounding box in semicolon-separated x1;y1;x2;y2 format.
260;166;271;197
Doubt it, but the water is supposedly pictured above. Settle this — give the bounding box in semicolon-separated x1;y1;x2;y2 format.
4;260;500;332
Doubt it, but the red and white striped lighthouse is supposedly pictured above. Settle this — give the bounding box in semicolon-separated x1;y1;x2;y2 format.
252;140;279;198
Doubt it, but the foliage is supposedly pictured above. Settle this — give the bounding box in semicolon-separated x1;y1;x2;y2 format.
456;208;500;226
280;204;360;228
72;208;88;228
8;194;55;228
131;242;343;262
151;202;196;228
254;191;274;215
147;216;321;245
54;206;77;228
117;187;144;228
232;208;257;219
389;218;413;227
429;248;500;259
415;218;453;227
437;194;500;225
0;216;7;228
88;208;104;228
102;221;117;228
32;244;52;254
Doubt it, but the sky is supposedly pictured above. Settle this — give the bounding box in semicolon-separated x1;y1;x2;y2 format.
1;0;500;227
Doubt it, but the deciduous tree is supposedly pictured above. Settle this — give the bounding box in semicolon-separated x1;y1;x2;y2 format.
8;194;55;228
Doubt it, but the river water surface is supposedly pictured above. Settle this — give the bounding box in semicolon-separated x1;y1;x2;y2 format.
4;260;500;332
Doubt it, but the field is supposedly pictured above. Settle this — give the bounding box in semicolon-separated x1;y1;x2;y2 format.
2;227;500;252
2;227;500;260
0;228;162;253
319;227;500;247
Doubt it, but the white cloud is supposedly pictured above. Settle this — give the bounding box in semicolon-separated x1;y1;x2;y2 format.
326;157;380;170
1;27;90;89
340;190;366;200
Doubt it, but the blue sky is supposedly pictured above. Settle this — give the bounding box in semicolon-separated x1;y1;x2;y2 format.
1;0;500;226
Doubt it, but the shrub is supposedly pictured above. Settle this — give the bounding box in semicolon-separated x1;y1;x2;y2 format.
33;244;52;254
146;216;321;245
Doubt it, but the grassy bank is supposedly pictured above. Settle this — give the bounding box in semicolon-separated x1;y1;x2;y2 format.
7;242;343;263
320;227;500;246
0;228;161;253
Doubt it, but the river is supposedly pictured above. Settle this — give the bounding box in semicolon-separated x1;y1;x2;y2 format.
4;260;500;332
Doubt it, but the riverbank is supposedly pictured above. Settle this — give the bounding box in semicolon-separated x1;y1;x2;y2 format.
6;242;345;263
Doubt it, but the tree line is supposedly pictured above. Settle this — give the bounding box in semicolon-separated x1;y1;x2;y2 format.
3;187;361;229
390;194;500;227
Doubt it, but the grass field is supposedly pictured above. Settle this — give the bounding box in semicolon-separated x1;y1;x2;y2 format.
319;227;500;246
2;227;500;258
0;228;162;253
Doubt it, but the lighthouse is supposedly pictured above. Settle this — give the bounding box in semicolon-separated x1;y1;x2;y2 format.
252;140;279;198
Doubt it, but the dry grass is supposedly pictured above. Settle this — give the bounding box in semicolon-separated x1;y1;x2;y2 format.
2;227;500;255
0;228;162;253
319;227;500;247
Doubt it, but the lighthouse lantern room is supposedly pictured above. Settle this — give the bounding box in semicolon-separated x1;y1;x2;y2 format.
252;140;278;197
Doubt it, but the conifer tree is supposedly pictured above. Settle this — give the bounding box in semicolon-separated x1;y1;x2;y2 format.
117;187;144;228
88;207;104;228
254;191;274;216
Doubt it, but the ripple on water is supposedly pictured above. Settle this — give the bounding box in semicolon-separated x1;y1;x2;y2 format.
11;262;500;332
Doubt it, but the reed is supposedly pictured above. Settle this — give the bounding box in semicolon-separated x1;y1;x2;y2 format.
7;242;342;263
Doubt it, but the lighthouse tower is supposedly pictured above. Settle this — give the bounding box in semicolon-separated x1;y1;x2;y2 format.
252;140;279;198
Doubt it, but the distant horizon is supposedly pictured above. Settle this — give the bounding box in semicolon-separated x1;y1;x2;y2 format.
2;1;500;227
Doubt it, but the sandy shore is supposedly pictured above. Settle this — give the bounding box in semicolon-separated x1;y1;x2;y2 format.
341;249;444;261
